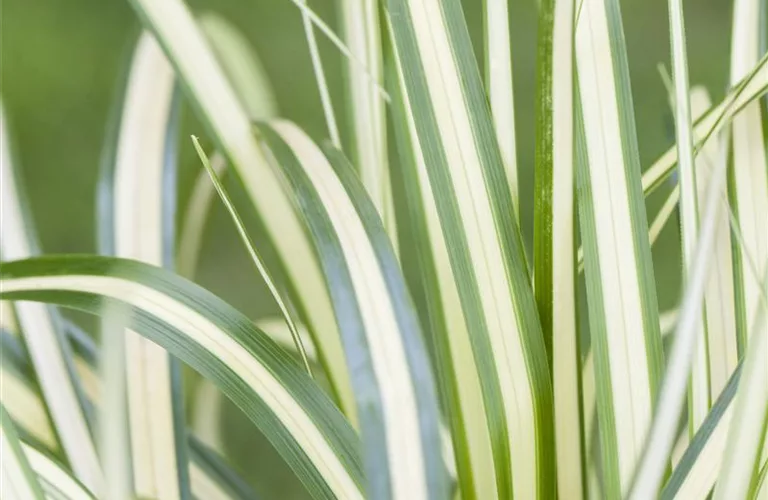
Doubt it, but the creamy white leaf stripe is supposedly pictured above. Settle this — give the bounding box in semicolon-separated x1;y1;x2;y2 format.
298;0;340;148
127;0;355;422
575;0;662;492
485;0;520;217
0;273;363;499
269;122;433;499
112;33;181;500
0;105;103;494
0;329;266;500
728;0;768;345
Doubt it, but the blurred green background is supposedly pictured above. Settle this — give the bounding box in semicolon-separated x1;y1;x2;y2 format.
1;0;733;497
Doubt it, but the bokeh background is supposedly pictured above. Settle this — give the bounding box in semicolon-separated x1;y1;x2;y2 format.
1;0;733;497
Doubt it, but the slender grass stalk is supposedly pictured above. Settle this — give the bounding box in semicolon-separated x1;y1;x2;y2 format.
386;0;555;497
298;0;341;148
192;137;313;376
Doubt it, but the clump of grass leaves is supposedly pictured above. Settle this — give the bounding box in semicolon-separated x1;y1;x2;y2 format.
1;0;767;498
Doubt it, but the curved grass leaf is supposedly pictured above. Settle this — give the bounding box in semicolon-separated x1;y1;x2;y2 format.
0;103;102;494
660;364;742;500
0;319;261;500
0;256;365;500
574;0;664;494
385;0;555;497
257;122;448;499
22;443;95;500
386;33;497;499
1;405;45;500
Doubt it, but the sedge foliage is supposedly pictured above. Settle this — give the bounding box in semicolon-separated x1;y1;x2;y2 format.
1;0;767;499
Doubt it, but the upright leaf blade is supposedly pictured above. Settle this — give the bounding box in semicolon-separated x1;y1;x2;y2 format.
385;0;555;497
339;0;395;238
258;122;448;499
387;32;498;499
107;33;188;500
728;0;768;347
574;0;664;494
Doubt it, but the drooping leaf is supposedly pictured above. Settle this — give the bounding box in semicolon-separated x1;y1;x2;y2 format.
257;122;448;499
0;256;365;500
